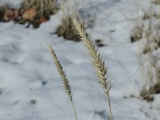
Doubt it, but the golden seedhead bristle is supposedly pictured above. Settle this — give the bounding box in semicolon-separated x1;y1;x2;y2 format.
72;18;112;120
49;45;77;120
49;45;72;99
72;18;111;93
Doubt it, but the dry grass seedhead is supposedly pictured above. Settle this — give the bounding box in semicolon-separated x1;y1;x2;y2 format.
49;45;72;100
49;45;77;120
72;18;111;93
72;18;112;120
55;16;84;42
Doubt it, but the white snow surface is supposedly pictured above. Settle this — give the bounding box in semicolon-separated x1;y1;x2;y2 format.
0;0;160;120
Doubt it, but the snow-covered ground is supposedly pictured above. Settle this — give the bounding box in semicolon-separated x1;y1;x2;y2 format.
0;0;160;120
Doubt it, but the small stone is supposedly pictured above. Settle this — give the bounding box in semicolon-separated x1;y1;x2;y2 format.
30;99;37;104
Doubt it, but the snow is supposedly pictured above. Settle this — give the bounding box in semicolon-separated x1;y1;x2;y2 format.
0;0;160;120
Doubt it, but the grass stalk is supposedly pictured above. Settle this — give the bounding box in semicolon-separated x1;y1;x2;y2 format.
49;45;77;120
72;18;112;120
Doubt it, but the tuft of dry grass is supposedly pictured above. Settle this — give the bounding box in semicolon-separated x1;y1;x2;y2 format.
54;0;86;42
135;2;160;102
17;0;59;28
55;15;84;42
72;18;112;120
49;45;77;120
152;0;160;4
21;0;59;15
130;26;143;43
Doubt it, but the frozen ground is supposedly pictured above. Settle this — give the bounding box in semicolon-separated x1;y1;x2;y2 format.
0;0;160;120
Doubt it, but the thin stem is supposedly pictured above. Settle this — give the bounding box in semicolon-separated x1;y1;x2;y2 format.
71;99;78;120
107;93;112;120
